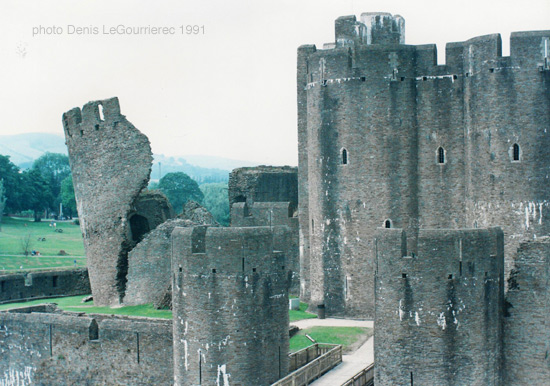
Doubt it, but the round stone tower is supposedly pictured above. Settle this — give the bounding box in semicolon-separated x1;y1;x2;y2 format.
298;13;418;317
171;226;290;386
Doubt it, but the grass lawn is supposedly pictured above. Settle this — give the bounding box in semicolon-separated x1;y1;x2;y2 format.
289;326;373;353
289;302;318;322
0;216;85;271
0;294;173;319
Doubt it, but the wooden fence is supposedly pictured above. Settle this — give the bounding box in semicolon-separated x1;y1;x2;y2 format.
272;344;342;386
340;363;374;386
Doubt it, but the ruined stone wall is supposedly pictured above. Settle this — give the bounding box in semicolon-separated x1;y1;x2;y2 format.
0;268;90;304
0;307;173;385
228;166;298;207
504;237;550;385
374;228;504;386
298;13;550;317
130;190;174;243
172;226;290;386
231;202;300;294
123;219;193;306
63;97;153;306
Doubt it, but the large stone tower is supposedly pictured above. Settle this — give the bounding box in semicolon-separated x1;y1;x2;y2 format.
374;228;504;385
298;13;550;318
171;226;290;386
63;97;155;306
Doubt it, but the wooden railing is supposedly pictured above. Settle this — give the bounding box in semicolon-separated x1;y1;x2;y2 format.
340;364;374;386
272;344;342;386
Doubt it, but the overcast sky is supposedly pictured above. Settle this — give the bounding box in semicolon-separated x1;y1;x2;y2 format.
0;0;549;166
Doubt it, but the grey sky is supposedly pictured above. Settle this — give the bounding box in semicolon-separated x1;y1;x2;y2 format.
0;0;549;165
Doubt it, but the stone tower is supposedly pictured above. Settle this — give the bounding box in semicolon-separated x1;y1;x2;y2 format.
171;226;290;386
298;13;550;317
62;97;155;306
374;228;504;385
504;237;550;385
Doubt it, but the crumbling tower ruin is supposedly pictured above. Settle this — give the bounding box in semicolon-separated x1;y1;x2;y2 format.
171;226;290;386
63;97;156;306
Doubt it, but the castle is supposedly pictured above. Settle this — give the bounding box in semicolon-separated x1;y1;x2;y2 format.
1;11;550;386
297;12;550;318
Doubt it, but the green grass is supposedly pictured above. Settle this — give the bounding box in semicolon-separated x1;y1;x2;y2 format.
0;216;85;271
289;326;373;353
289;301;317;322
0;295;173;319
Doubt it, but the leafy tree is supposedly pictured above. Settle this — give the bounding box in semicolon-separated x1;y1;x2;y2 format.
157;172;204;213
200;182;230;226
0;180;6;230
20;168;54;222
60;175;77;218
32;152;71;213
0;154;22;212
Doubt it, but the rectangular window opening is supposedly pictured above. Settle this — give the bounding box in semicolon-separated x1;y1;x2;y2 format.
52;276;58;288
402;273;407;279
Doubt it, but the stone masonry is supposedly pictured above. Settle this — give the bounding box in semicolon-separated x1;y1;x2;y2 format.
171;226;291;386
374;227;504;385
63;97;154;306
503;237;550;385
298;13;550;318
231;201;300;294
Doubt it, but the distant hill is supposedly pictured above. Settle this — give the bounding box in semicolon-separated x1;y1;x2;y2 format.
0;133;259;183
0;133;67;167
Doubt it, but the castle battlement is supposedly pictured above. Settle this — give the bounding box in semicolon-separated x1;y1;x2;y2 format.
62;97;122;137
300;17;549;87
171;226;288;276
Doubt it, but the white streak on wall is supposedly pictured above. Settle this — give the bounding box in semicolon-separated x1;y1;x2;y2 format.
217;364;231;386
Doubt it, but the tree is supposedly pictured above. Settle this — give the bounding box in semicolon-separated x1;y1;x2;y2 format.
32;152;71;214
20;168;54;222
0;154;23;213
0;180;6;231
157;172;204;213
200;182;230;226
60;175;77;218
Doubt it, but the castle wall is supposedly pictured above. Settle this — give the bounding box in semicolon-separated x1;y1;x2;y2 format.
63;97;153;306
374;228;504;386
123;219;192;306
463;31;550;283
504;237;550;385
0;269;90;304
228;166;298;207
298;13;550;318
300;15;419;317
231;202;300;294
171;226;290;386
0;308;173;385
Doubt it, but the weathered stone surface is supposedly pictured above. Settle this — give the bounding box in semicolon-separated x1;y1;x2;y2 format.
231;201;300;294
172;226;291;386
374;228;505;385
504;237;550;385
124;200;218;307
0;307;173;385
0;269;90;303
298;13;550;317
63;97;153;306
178;200;218;226
228;166;298;207
123;219;195;307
